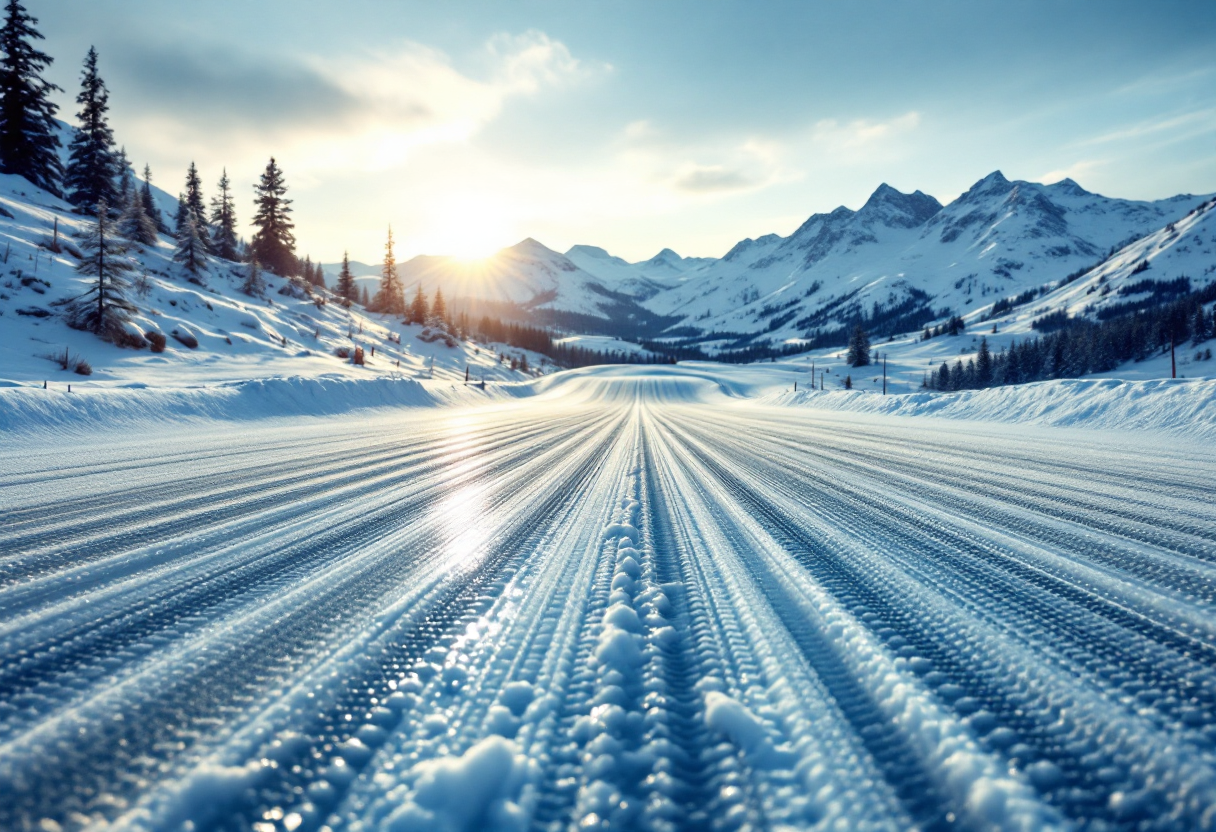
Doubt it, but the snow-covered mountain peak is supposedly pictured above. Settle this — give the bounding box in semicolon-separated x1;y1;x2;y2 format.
565;244;619;263
1045;177;1092;199
857;183;942;229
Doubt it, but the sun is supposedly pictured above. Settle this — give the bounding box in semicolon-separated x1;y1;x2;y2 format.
429;197;511;262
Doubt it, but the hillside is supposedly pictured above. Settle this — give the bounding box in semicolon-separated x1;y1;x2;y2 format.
0;175;546;388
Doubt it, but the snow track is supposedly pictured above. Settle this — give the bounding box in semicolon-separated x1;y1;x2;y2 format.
2;368;1215;831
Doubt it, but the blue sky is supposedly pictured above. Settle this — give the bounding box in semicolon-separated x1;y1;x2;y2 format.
34;0;1216;263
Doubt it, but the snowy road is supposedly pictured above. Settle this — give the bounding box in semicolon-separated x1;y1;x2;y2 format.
2;368;1216;831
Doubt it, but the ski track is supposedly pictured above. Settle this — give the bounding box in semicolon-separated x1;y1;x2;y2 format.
1;371;1215;832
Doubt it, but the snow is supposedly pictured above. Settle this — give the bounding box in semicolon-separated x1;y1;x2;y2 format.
0;173;549;392
4;362;1216;831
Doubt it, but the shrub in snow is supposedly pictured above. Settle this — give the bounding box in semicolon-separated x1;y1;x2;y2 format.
145;330;166;352
73;357;91;375
241;259;265;297
171;326;198;349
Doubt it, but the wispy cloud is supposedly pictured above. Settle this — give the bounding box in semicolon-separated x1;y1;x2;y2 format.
671;164;758;193
108;30;595;184
1036;159;1107;186
1078;108;1216;147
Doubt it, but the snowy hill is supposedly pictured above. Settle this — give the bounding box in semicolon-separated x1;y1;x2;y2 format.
646;172;1211;354
0;175;547;387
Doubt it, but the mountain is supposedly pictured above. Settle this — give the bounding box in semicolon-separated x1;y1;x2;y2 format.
329;170;1211;357
377;238;676;336
647;171;1212;353
564;244;711;300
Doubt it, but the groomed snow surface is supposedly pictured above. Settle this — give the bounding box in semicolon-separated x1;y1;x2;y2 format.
2;366;1216;832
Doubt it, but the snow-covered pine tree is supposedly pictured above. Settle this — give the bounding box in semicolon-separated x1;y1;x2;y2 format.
63;200;137;342
374;225;404;314
64;47;120;211
335;250;356;304
117;183;157;246
181;161;212;252
431;287;447;324
242;257;265;296
208;167;239;260
846;324;870;367
408;282;428;324
141;163;167;232
0;0;61;194
173;195;207;282
250;157;296;278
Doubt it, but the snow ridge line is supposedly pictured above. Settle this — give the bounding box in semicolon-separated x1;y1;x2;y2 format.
658;413;1068;831
764;377;1216;439
646;412;915;829
0;374;531;438
336;434;628;831
667;416;1216;830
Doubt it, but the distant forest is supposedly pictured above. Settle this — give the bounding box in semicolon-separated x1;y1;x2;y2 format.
924;281;1216;391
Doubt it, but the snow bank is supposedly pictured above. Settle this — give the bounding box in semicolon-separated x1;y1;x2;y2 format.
766;377;1216;438
0;375;528;437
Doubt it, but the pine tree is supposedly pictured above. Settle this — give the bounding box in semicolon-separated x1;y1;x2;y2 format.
173;196;207;281
431;287;447;324
846;324;870;367
0;0;61;194
360;284;370;307
250;157;296;276
374;225;404;314
409;282;428;324
843;374;852;389
180;161;212;252
117;184;157;246
975;336;993;387
115;146;133;207
64;200;137;341
335;251;356;304
241;257;265;296
64;47;120;211
208;167;239;260
140;163;167;232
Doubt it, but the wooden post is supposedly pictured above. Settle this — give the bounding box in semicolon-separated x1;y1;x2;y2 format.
1171;331;1177;379
883;354;887;395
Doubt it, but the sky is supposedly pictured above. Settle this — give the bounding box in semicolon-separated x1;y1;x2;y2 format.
32;0;1216;265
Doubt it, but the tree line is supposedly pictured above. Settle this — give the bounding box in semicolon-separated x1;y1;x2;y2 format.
924;282;1216;391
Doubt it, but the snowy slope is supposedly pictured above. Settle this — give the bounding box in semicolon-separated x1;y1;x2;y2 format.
0;175;547;387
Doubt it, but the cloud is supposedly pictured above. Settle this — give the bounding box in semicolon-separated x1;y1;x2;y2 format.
811;111;921;149
671;164;758;193
106;30;592;183
1078;108;1216;147
1036;159;1107;185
